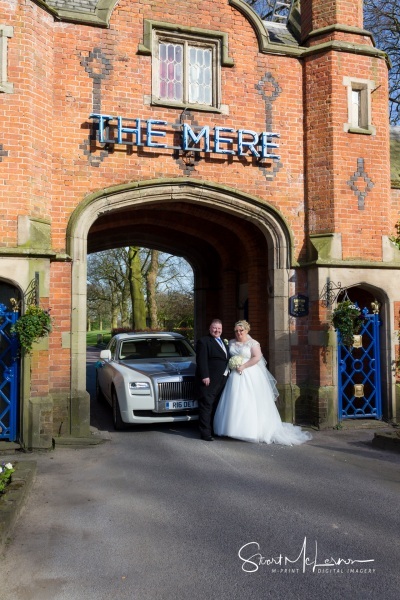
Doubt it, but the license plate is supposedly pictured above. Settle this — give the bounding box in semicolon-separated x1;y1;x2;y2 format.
165;400;198;410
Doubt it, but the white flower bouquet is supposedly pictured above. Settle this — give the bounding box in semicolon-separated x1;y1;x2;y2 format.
229;355;244;370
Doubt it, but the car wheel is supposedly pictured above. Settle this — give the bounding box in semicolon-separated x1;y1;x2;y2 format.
112;390;127;430
96;374;105;403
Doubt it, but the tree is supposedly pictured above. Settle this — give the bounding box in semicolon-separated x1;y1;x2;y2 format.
146;249;159;329
364;0;400;124
87;250;130;330
156;290;194;329
87;281;112;330
142;250;194;328
87;247;194;331
128;246;146;329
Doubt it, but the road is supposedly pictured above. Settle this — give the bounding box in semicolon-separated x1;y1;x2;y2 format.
0;347;399;600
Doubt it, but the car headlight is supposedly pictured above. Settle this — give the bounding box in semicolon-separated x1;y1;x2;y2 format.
129;381;150;394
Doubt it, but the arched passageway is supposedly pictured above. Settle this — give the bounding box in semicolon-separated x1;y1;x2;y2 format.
67;179;294;429
89;201;272;342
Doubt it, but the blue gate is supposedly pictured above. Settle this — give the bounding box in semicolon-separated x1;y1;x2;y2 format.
0;304;20;441
338;308;382;420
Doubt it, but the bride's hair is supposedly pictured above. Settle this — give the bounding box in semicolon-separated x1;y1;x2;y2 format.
235;320;250;332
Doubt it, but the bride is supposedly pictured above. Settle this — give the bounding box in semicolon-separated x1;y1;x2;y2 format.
213;320;312;445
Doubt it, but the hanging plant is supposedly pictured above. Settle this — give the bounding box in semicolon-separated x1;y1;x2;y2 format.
330;301;363;347
11;304;53;354
389;220;400;250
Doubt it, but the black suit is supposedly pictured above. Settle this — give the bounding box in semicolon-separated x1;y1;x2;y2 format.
196;335;229;438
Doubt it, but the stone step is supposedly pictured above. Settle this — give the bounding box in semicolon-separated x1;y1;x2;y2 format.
0;442;21;455
339;419;395;430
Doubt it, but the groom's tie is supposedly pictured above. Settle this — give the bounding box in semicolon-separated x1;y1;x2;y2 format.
217;338;228;374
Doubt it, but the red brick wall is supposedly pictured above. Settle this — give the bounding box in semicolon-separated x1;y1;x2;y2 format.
304;50;390;260
391;189;400;232
302;0;364;39
3;1;389;265
30;2;305;257
0;3;54;246
0;0;394;430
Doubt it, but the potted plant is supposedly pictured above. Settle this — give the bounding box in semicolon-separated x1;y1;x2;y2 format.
11;304;53;354
330;300;363;347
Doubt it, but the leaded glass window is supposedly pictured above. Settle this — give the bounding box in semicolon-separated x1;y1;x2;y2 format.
155;34;219;109
159;42;183;102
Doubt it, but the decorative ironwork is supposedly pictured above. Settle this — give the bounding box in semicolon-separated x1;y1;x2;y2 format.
319;281;370;308
173;110;202;176
10;273;39;311
0;303;19;441
319;281;344;307
24;272;39;306
338;308;382;420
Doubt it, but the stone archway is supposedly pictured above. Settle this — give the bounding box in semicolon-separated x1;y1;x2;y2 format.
67;179;294;434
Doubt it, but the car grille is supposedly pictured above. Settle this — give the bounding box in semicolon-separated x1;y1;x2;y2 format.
158;380;196;401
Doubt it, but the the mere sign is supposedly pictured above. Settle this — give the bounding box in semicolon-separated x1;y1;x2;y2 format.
89;113;280;160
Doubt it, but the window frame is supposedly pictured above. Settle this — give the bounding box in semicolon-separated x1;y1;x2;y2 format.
138;20;234;113
0;25;13;94
343;76;375;135
154;32;219;110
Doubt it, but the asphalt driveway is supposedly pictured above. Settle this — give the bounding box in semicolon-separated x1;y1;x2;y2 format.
0;348;399;600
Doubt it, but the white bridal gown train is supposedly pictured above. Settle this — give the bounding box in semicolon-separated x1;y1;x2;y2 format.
214;338;312;445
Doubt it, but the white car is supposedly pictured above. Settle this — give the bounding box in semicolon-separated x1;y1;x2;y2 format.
96;332;198;429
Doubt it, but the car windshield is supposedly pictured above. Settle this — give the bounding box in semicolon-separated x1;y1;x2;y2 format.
119;338;195;360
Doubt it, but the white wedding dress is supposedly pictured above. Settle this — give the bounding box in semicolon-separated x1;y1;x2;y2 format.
213;337;312;445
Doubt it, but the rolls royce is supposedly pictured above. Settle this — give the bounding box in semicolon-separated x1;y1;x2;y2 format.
96;332;198;429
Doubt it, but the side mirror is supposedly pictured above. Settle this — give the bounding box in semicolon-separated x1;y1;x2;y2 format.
100;349;111;361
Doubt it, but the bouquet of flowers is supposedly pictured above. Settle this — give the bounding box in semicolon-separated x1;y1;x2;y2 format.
229;355;244;370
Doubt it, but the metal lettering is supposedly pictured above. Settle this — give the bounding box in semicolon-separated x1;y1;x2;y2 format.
260;131;280;159
146;119;167;148
182;124;210;152
214;127;235;155
88;114;280;160
117;117;142;145
238;129;260;158
90;113;115;143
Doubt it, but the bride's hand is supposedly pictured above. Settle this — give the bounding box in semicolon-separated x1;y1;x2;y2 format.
237;366;243;375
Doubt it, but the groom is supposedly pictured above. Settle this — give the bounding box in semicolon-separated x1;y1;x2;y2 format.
195;319;229;441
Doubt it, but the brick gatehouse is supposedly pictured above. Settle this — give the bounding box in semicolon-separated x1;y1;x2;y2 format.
0;0;399;447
